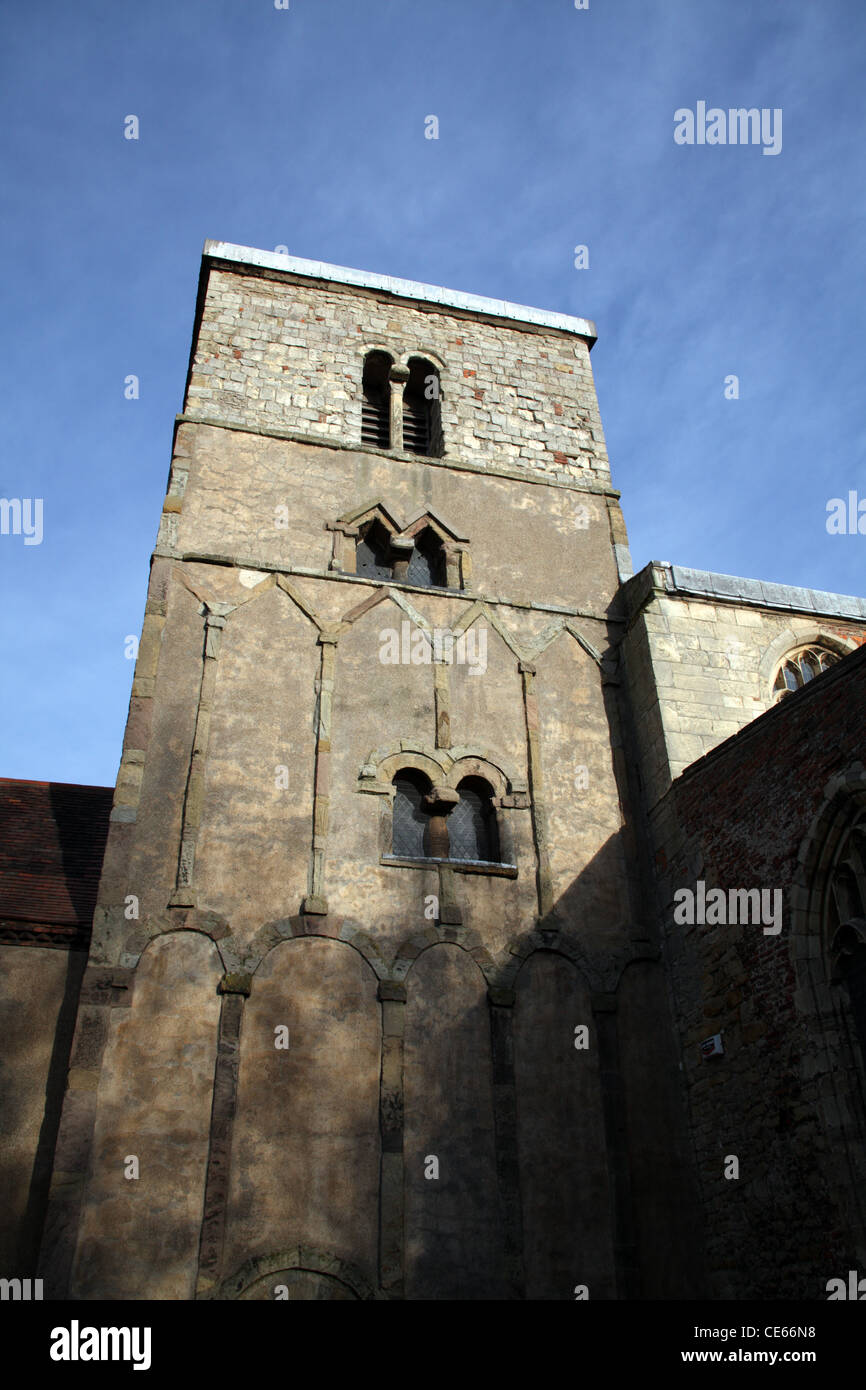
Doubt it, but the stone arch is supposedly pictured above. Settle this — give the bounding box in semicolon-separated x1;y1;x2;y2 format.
789;763;866;970
391;923;496;984
246;914;389;982
121;912;233;971
788;763;866;1265
217;1247;381;1300
402;941;506;1297
69;931;223;1299
444;754;509;800
512;947;615;1299
358;740;524;796
221;936;381;1289
397;347;447;373
758;626;857;699
493;928;658;999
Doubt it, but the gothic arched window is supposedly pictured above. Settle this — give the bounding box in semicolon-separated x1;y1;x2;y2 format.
361;351;392;449
391;770;432;859
772;645;839;702
402;358;442;457
447;777;500;864
827;812;866;1076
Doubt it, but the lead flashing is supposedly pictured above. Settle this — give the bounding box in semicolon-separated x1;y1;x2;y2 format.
202;240;598;345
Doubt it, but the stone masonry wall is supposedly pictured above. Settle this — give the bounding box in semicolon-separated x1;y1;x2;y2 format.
184;264;610;488
621;563;866;809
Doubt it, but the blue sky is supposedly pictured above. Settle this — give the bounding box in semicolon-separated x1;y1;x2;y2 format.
1;0;863;785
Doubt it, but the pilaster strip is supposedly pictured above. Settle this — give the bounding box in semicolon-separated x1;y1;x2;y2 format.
520;663;554;920
302;631;337;914
591;996;640;1298
170;606;231;907
434;659;451;749
378;982;406;1296
488;991;525;1298
37;967;135;1298
195;986;246;1297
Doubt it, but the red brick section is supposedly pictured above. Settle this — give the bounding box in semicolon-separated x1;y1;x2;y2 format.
0;779;113;948
655;643;866;1298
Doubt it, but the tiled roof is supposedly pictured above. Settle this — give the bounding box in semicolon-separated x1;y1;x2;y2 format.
0;779;113;940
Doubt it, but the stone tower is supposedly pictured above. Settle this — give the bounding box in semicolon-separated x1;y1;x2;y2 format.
39;244;702;1300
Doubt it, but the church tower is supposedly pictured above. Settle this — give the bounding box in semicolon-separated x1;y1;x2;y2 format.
39;244;702;1300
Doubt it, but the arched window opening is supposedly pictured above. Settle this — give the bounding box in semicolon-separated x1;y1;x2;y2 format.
392;770;432;859
406;527;447;588
402;358;442;457
840;937;866;1078
448;777;500;863
827;812;866;1077
772;645;839;702
361;351;392;449
355;519;394;581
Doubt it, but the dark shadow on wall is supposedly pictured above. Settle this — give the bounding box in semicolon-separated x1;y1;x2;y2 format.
17;946;87;1275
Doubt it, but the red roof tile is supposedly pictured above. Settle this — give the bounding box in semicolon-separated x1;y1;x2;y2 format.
0;778;113;928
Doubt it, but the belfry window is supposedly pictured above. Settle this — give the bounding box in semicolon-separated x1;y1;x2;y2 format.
361;351;392;449
402;358;442;457
772;645;839;702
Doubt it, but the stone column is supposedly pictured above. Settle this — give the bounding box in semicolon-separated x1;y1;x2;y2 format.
442;541;463;590
388;365;409;452
390;534;414;583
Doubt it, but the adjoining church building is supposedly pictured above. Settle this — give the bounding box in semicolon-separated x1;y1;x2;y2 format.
1;243;864;1300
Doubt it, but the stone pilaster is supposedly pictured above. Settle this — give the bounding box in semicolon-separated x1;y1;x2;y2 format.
378;981;406;1296
302;630;338;915
520;662;554;921
195;972;250;1297
169;604;233;908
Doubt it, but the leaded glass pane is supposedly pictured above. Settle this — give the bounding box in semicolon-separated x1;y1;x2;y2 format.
392;772;430;858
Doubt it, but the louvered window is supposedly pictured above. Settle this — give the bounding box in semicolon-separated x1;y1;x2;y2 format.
361;351;391;449
447;778;499;863
402;357;442;457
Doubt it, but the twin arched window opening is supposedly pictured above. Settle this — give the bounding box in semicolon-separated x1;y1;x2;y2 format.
355;518;447;588
392;770;500;864
361;351;443;457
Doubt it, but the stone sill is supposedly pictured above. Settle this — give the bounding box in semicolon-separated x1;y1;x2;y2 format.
381;855;518;878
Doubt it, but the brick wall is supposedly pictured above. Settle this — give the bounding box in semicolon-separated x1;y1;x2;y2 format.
650;644;866;1298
